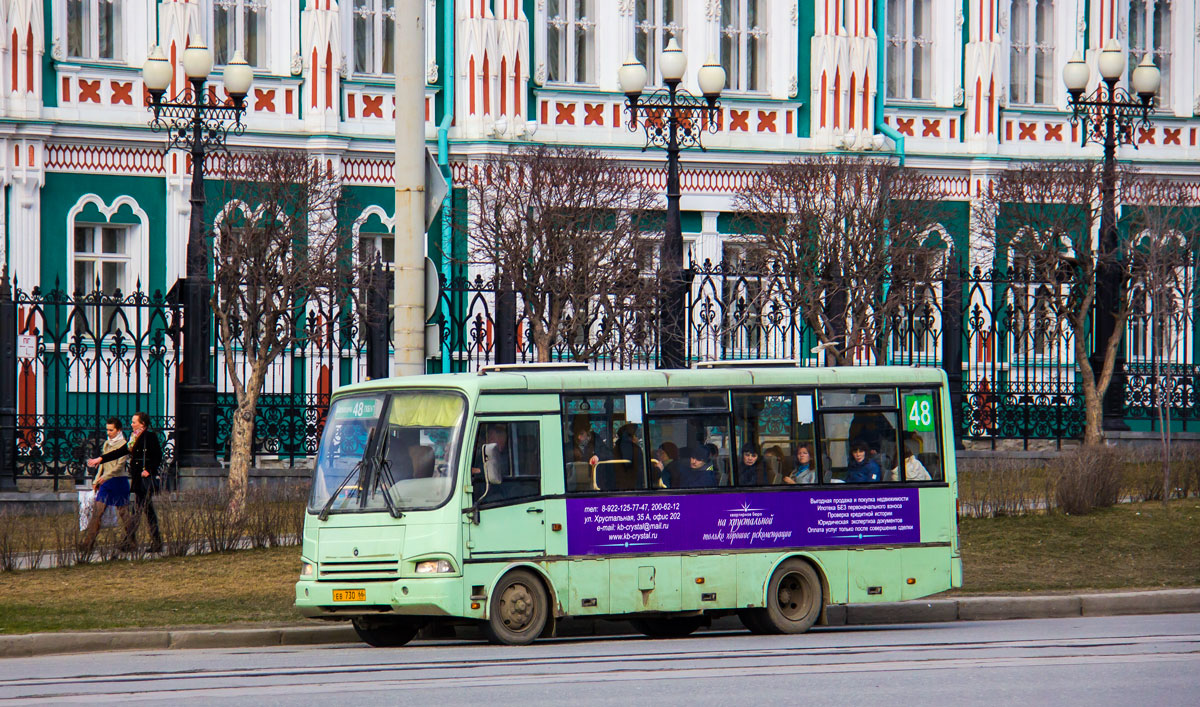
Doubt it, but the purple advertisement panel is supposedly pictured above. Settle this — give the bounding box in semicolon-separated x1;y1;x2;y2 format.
566;489;920;556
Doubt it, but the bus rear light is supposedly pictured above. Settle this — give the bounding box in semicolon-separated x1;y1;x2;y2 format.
906;578;916;585
695;577;705;584
471;602;481;610
551;523;562;531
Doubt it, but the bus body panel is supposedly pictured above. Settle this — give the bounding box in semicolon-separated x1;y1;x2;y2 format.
609;556;683;613
296;366;961;632
681;554;735;610
568;558;610;614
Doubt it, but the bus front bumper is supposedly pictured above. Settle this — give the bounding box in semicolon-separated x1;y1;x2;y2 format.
295;577;464;619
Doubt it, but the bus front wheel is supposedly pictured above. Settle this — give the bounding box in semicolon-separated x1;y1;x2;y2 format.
484;569;549;645
748;559;823;634
351;617;421;647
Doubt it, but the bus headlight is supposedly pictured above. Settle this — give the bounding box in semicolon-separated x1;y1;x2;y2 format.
300;562;315;578
415;559;454;574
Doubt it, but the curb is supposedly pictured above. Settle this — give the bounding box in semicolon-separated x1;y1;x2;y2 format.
2;589;1198;659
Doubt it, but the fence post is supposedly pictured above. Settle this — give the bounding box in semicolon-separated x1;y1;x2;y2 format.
365;258;390;380
0;269;17;489
941;248;965;449
495;283;517;365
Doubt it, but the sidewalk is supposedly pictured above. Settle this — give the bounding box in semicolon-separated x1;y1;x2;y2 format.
2;588;1197;658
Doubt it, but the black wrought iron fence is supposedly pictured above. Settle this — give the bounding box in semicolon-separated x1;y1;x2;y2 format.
5;261;1198;484
2;277;180;488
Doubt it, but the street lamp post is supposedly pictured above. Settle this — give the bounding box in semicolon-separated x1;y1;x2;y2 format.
1063;40;1161;430
143;43;253;467
619;39;725;369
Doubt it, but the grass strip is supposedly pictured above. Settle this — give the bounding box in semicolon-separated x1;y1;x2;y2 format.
1;499;1198;634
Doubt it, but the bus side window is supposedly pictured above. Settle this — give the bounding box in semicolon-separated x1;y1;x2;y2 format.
732;392;795;486
899;389;942;481
470;421;541;503
562;394;648;493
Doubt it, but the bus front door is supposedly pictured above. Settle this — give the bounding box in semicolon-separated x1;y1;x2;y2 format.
466;419;546;559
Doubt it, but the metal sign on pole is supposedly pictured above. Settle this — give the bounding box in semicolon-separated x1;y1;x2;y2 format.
424;148;449;231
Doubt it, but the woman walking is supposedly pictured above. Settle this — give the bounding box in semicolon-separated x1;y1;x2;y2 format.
87;411;164;552
79;418;133;555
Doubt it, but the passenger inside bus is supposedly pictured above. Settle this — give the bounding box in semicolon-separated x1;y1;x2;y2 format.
737;443;768;486
849;395;897;469
675;446;717;488
784;443;817;484
845;439;883;483
565;415;612;469
610;424;645;491
650;442;678;488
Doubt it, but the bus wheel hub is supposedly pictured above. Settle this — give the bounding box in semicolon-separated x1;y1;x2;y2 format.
501;584;533;628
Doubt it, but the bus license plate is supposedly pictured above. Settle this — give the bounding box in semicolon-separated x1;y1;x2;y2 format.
332;589;366;602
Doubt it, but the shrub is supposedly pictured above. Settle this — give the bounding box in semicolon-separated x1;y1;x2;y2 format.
1054;445;1123;514
958;459;1047;518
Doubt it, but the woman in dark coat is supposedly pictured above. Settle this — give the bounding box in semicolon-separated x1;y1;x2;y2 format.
87;411;164;551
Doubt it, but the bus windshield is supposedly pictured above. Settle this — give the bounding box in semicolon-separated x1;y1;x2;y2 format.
308;392;466;514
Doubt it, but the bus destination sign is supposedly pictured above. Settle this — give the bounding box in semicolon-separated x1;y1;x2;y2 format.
566;490;920;555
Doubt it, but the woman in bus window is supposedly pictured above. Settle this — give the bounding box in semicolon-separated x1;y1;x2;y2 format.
893;440;931;481
784;443;817;485
737;443;767;485
845;439;882;483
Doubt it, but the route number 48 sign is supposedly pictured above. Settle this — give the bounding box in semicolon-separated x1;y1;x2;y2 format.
904;394;935;431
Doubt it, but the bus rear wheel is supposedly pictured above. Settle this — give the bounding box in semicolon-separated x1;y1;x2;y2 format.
747;559;823;634
351;617;421;647
484;569;549;645
630;615;705;639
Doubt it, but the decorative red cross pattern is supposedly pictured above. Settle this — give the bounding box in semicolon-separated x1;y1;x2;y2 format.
254;88;275;112
555;102;575;125
109;81;132;105
362;95;384;118
78;80;101;103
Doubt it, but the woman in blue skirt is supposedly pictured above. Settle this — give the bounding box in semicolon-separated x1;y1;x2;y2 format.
80;417;133;555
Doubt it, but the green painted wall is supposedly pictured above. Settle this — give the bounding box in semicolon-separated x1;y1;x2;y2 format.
42;0;57;107
796;0;814;138
39;173;167;292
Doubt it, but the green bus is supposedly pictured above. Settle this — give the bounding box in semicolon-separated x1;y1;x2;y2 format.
295;363;961;646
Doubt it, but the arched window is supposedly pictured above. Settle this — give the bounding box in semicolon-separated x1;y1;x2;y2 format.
633;0;684;86
885;0;932;101
1128;0;1172;105
720;0;767;93
1009;0;1055;106
65;0;122;61
212;0;268;67
546;0;596;84
352;0;396;76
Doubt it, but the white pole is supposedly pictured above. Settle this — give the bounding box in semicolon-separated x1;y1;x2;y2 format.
393;0;426;376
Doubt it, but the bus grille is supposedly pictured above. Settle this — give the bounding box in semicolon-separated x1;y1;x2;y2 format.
317;560;400;581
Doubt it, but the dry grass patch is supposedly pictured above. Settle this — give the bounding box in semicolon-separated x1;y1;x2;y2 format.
956;498;1200;594
0;546;301;634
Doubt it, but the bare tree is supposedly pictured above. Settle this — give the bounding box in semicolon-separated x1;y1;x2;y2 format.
1125;178;1200;504
465;146;662;362
733;156;950;365
973;160;1142;446
210;150;353;515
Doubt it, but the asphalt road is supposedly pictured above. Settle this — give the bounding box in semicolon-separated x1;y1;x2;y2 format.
0;614;1196;706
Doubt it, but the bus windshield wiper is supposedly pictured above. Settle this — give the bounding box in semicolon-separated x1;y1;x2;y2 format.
318;428;374;521
372;432;404;519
